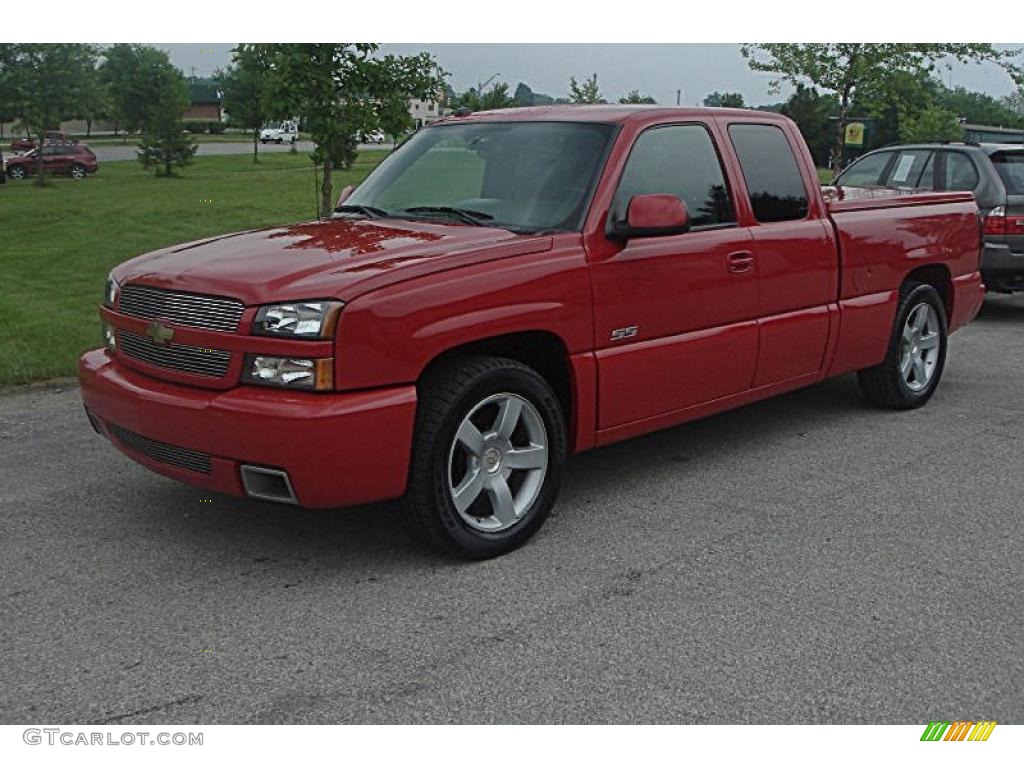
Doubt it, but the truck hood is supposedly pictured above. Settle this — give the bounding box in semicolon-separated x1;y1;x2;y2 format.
112;217;554;305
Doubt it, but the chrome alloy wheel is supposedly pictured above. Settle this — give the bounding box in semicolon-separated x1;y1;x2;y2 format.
447;392;549;532
900;302;941;392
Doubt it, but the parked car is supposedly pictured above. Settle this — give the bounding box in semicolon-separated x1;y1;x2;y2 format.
80;106;983;559
5;142;98;179
361;129;386;144
836;142;1024;293
259;121;298;144
10;131;77;153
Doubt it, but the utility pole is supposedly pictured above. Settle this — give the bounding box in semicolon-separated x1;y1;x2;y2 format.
676;89;681;106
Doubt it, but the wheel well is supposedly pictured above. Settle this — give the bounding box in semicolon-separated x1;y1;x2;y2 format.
905;264;953;318
420;332;574;423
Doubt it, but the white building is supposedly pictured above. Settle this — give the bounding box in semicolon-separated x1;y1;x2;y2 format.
410;98;441;129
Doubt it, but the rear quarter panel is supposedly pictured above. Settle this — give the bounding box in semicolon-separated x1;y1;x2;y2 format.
826;195;981;376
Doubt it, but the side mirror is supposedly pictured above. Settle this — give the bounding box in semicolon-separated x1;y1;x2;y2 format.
336;185;355;207
609;194;690;240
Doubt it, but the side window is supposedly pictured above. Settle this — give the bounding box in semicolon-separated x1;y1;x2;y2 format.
838;151;892;187
728;123;809;222
916;152;936;190
883;150;932;188
612;124;735;228
941;152;980;191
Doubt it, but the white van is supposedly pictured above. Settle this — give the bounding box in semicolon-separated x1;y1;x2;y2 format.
259;120;299;144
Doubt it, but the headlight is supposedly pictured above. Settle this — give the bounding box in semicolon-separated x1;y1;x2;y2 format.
242;355;334;391
103;274;120;308
252;301;343;339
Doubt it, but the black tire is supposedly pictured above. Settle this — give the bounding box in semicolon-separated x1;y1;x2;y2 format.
401;355;567;559
857;281;948;409
70;163;87;179
8;165;25;179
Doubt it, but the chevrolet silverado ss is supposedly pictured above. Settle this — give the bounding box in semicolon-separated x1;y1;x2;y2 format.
79;106;985;558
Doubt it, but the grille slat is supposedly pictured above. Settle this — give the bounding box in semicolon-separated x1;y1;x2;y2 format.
109;424;212;474
119;285;244;333
120;330;231;377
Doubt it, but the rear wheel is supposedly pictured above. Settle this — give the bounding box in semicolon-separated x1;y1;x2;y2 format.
402;356;566;559
70;163;87;179
857;281;948;409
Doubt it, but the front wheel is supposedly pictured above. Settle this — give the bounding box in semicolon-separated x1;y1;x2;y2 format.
857;281;948;409
70;163;86;179
402;356;566;559
7;165;25;179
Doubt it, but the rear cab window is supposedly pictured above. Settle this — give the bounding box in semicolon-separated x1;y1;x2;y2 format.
612;123;736;228
727;123;810;222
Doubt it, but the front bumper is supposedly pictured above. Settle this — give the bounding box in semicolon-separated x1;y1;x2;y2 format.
981;242;1024;293
78;349;417;508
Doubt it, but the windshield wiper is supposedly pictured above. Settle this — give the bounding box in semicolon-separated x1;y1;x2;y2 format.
400;206;494;226
334;204;389;219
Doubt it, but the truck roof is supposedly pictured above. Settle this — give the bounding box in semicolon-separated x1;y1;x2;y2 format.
433;104;791;126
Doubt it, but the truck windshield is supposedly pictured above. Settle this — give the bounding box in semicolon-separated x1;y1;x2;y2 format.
342;121;616;233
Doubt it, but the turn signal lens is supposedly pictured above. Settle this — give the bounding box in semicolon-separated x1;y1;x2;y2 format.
242;355;334;391
984;206;1006;236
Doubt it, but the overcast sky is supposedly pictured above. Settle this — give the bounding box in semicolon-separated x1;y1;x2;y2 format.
157;43;1023;106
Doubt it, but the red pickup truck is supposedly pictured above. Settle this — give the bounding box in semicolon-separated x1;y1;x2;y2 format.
79;106;985;558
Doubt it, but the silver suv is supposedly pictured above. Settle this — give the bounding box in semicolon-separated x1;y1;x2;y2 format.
836;143;1024;293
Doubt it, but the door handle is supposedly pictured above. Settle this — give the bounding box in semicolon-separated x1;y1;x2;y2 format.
727;251;755;274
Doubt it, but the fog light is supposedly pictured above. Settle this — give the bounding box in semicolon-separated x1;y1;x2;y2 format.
102;322;116;352
242;355;333;391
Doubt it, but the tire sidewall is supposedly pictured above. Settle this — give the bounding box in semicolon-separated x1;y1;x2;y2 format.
424;365;566;558
892;284;948;404
9;166;25;179
71;164;86;178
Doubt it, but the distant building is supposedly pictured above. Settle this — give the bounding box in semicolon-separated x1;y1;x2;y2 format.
961;123;1024;144
184;78;223;122
410;98;441;129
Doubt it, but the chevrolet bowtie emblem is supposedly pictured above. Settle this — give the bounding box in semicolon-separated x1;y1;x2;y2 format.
145;320;175;346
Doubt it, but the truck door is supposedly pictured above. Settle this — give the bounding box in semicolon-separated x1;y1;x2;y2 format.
588;122;759;431
726;122;836;386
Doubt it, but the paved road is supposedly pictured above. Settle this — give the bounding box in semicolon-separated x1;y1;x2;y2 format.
1;295;1022;724
87;141;392;163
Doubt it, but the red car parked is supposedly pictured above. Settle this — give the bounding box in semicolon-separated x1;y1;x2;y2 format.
10;131;76;153
5;143;98;179
79;106;985;558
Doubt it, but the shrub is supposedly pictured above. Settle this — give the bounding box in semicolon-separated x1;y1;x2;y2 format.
183;121;208;134
207;122;226;134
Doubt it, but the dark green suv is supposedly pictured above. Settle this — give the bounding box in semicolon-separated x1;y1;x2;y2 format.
836;143;1024;293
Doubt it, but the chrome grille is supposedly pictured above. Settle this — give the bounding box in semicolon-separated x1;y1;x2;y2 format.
120;330;231;378
119;284;244;333
109;424;212;474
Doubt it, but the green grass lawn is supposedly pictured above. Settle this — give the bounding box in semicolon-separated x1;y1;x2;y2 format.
0;151;387;386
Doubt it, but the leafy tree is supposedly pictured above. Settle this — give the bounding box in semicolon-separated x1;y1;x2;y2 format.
257;44;443;218
0;44;14;182
514;82;535;106
780;85;837;166
3;44;97;185
135;61;196;176
742;44;1023;168
218;45;276;163
457;82;515;111
101;44;183;142
1003;89;1024;116
899;105;962;143
703;91;745;108
569;73;604;104
935;85;1024;129
619;90;656;105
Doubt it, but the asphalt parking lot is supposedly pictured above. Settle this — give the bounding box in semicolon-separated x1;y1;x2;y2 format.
1;294;1022;724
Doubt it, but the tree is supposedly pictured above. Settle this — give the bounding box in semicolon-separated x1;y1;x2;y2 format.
135;61;196;176
457;81;515;111
619;90;656;105
101;44;183;142
218;45;276;163
936;85;1024;129
78;61;111;137
3;44;97;185
899;106;962;143
569;73;604;104
257;44;443;218
514;82;535;107
742;44;1023;169
703;91;745;108
779;85;837;167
